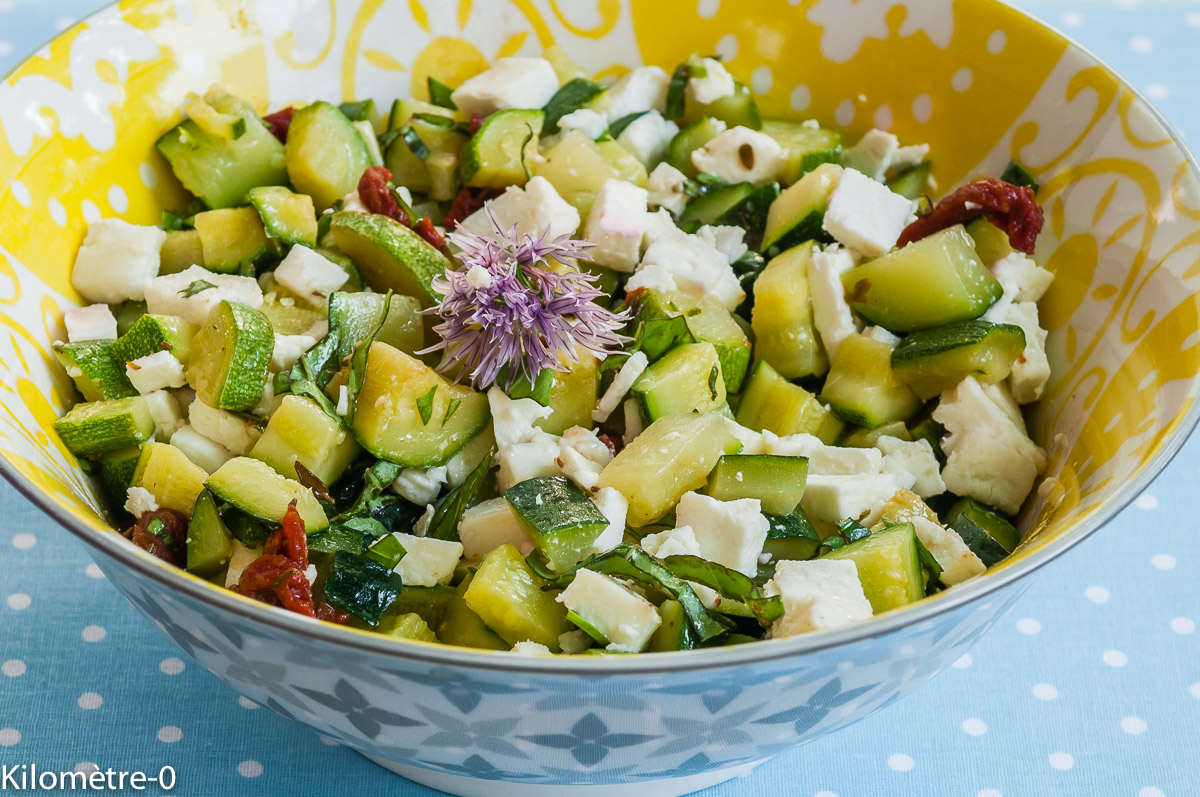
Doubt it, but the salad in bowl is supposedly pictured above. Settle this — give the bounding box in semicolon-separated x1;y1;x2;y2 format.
51;48;1053;656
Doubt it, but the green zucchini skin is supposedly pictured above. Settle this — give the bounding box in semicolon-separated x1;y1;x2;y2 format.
891;320;1026;400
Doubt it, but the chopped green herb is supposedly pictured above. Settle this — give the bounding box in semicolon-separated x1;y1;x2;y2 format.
442;397;462;425
415;385;438;425
707;363;720;401
1001;160;1039;193
401;126;430;160
427;77;458;110
365;533;407;569
424;446;495;541
541;78;606;132
519;123;536;181
178;279;216;298
345;292;393;424
607;110;649;139
665;63;690;121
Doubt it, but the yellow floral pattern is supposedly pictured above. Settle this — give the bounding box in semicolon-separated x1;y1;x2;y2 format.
1;0;1199;575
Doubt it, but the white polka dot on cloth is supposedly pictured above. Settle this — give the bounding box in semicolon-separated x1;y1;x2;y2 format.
0;729;19;747
1130;35;1154;53
1048;751;1074;771
1190;683;1200;700
814;792;837;797
156;726;182;743
77;692;102;710
1188;13;1200;28
962;718;987;736
1120;716;1147;735
978;790;1002;797
85;564;104;579
81;625;106;643
7;594;30;611
1061;11;1084;28
1146;84;1170;100
2;660;25;677
237;760;263;778
1102;649;1128;668
789;85;811;112
887;754;914;772
1139;789;1165;797
714;33;737;61
1032;683;1058;701
1134;493;1159;510
1085;586;1110;603
159;658;185;675
1150;553;1176;571
1170;617;1195;635
1016;618;1042;635
11;533;35;550
696;0;719;18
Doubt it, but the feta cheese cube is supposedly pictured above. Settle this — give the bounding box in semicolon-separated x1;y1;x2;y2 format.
687;57;735;104
557;108;609;140
991;252;1054;301
460;176;581;240
341;190;368;214
761;431;822;458
413;503;434;536
641;207;683;251
64;304;118;342
640;524;702;558
583;179;649;272
984;300;1050;404
188;399;262;455
555;569;662;653
450;57;559;116
691;126;786;186
144;265;263;325
273;246;348;309
590;486;628;555
912;517;986;586
841;128;900;182
622;398;646;445
488;387;560;491
766;559;873;637
822;168;916;258
807;245;861;360
271;333;316;373
604;65;671;119
556;426;614;493
645;163;690;215
696;225;748;264
675;492;769;577
892;143;930;174
224;540;261;588
124;485;159;517
933;376;1046;515
511;641;553;656
725;417;767;455
617;111;679;168
863;325;901;345
877;436;946;498
142;389;185;440
457;497;535;560
72;219;166;303
808;445;884;476
391;466;449;505
169;425;233;473
593;351;648;423
126;350;187;394
388;532;463;587
802;473;905;522
630;229;745;311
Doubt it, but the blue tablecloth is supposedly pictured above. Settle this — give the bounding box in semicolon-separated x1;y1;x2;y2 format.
2;2;1198;794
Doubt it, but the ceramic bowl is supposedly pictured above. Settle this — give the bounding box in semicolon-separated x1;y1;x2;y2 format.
2;1;1199;794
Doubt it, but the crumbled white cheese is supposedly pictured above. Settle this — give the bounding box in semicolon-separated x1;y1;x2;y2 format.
555;569;662;653
802;473;905;523
933;376;1046;515
123;486;159;518
863;325;901;346
450;57;560;116
126;350;187;394
224;541;262;588
144;265;263;325
341;190;368;213
168;424;233;473
877;436;946;498
64;304;118;342
807;245;861;360
674;492;769;577
629;228;745;311
696;225;748;264
622;398;646;445
511;640;553;656
687;57;736;104
460;176;580;240
142;389;185;440
558;108;609;140
691;126;786;186
840;128;929;183
822;168;916;258
335;384;349;417
188;399;262;455
645;162;690;215
640;524;702;558
465;264;493;290
583;179;649;272
603;65;671;119
270;333;316;373
616;110;679;169
388;532;463;587
990;252;1054;300
766;559;874;637
273;246;349;309
984;300;1050;404
391;466;449;505
72;219;166;303
413;503;435;537
593;351;649;423
589;486;628;555
488;387;561;491
556;426;614;493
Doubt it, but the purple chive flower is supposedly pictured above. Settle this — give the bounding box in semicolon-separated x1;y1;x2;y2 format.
420;208;631;391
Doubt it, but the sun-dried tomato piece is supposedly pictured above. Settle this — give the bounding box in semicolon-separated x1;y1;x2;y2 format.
444;186;498;231
263;502;308;571
897;178;1044;255
413;216;445;249
315;603;350;624
469;112;485;136
263;107;296;144
238;554;316;617
130;509;187;567
357;165;409;225
597;431;624;457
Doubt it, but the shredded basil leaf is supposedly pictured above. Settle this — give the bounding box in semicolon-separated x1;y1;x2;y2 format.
442;397;462;425
914;536;944;594
401;126;430;161
836;518;872;543
415;385;437;425
541;78;606;133
345;292;392;424
336;460;403;520
294;460;334;504
377;128;402;150
659;555;784;628
424;446;495;541
519;123;536;181
506;367;555;407
665;63;690;121
1001;160;1040;193
273;330;343;426
607;110;649;139
338;99;375;123
178;279;216;298
412;112;456;129
707;363;720;401
427;77;458;110
635;316;695;361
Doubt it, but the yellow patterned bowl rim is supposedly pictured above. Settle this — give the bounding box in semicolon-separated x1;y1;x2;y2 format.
1;0;1198;672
